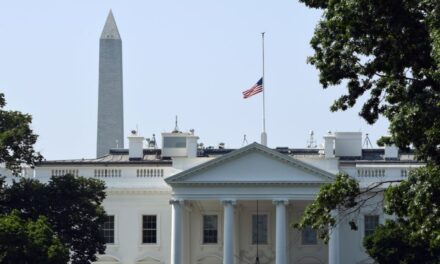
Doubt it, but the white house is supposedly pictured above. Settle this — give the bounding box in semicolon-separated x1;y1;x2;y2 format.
2;10;421;264
27;130;420;264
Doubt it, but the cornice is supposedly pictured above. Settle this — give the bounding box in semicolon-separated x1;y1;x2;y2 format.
106;188;171;195
169;181;329;187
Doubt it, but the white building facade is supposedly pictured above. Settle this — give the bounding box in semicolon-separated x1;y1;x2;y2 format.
1;10;421;264
25;130;420;264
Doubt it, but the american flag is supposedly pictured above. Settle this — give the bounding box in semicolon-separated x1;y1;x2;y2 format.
243;78;263;99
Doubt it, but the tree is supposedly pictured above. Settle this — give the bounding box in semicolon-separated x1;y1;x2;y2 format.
295;0;440;263
0;93;107;263
0;93;42;175
0;210;69;264
0;174;107;264
299;0;440;162
363;220;434;264
295;168;440;263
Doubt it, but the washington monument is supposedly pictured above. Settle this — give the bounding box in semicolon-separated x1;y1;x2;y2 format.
97;10;124;157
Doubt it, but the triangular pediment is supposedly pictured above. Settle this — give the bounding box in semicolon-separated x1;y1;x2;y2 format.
166;143;334;185
93;255;121;264
136;256;163;264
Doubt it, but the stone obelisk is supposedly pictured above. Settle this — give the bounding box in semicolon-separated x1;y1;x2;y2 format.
97;10;124;157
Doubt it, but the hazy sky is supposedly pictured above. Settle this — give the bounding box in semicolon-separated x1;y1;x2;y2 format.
0;1;389;160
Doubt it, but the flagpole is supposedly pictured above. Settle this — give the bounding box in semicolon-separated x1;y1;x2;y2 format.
261;32;267;146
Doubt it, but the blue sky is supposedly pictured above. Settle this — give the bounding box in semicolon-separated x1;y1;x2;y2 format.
0;1;389;159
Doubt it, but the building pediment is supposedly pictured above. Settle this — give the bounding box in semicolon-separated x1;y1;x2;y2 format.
166;143;334;186
93;255;121;264
135;256;163;264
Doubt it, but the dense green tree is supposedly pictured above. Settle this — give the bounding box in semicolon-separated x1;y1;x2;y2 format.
363;220;434;264
0;93;42;175
379;165;440;262
295;0;440;263
0;210;69;264
0;174;107;264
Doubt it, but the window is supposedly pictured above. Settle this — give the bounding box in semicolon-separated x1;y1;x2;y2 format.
252;214;268;244
364;215;379;236
202;215;218;244
142;215;157;244
102;215;115;244
302;225;317;245
163;137;186;148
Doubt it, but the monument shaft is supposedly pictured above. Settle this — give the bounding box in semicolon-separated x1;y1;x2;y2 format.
97;11;124;157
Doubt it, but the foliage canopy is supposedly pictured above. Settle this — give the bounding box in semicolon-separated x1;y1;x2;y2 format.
0;210;69;264
0;175;107;264
0;93;42;175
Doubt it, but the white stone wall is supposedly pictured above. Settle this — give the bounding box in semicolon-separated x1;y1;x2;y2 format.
338;193;385;264
102;191;172;264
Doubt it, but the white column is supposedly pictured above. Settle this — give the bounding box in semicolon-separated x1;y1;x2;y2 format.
273;200;288;264
170;200;184;264
329;209;340;264
222;200;236;264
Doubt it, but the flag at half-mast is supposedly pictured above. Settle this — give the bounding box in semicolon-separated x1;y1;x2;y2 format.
243;77;263;99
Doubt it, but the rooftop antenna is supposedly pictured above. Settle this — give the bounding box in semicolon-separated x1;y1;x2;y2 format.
172;115;179;133
363;133;373;148
307;130;317;148
152;134;157;149
146;134;157;149
115;139;119;148
242;134;249;146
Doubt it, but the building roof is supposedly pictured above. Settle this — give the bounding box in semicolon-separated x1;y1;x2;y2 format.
39;144;418;166
41;149;171;166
